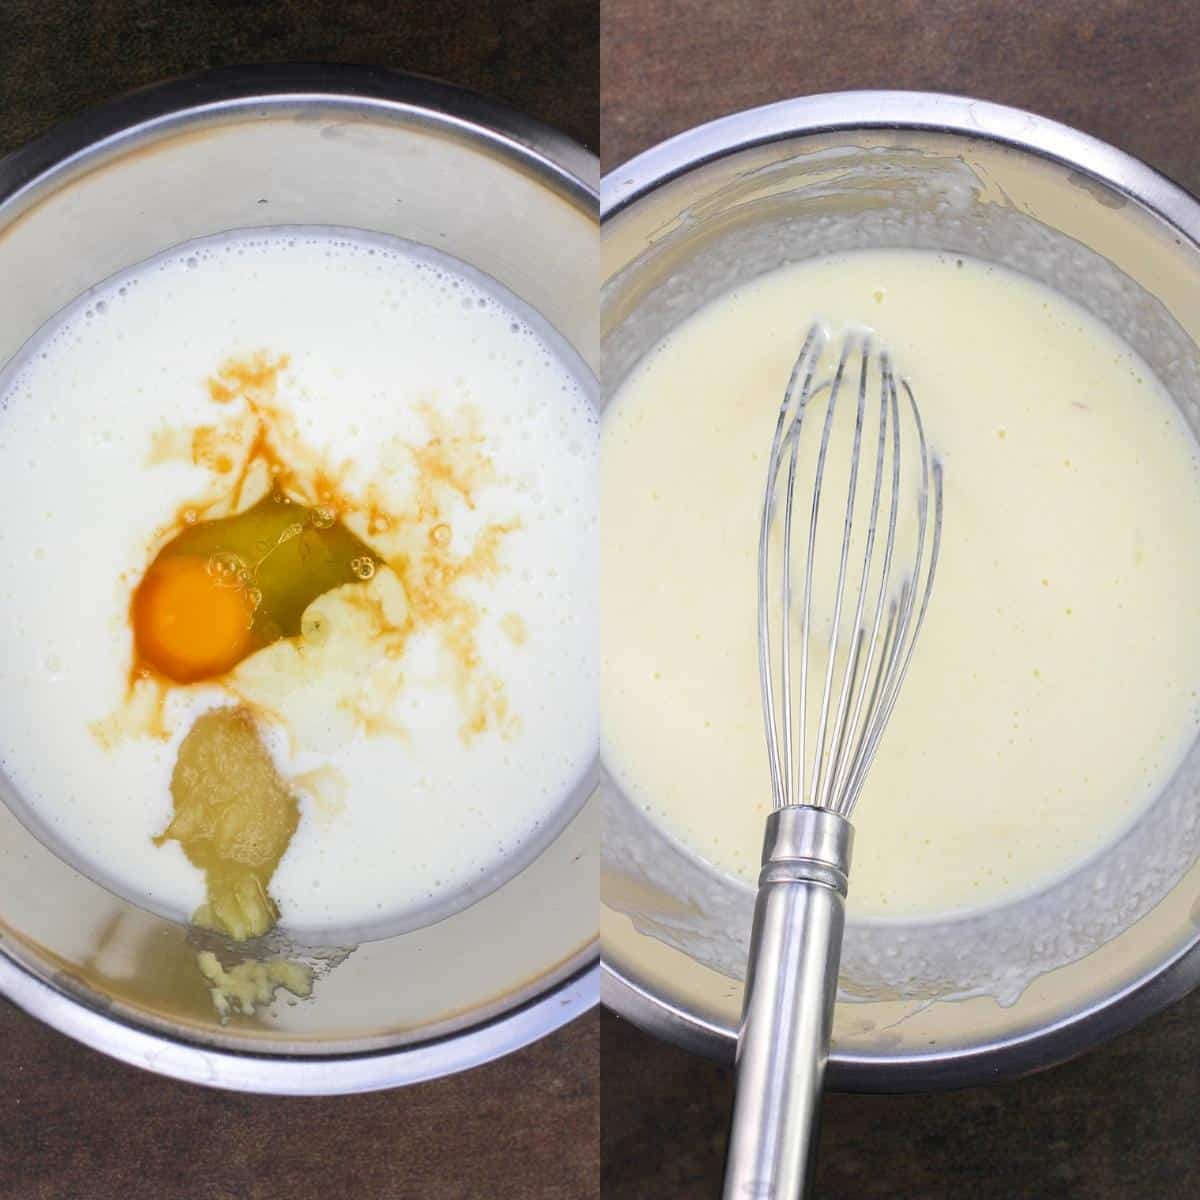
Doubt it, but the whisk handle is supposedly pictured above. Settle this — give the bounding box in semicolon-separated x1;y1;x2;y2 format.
723;806;853;1200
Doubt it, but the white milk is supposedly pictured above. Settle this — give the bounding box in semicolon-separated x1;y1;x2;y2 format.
0;227;597;937
602;249;1200;920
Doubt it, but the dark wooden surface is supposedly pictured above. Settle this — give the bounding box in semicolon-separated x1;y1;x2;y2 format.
0;0;598;158
602;997;1200;1199
0;3;598;1199
1;1002;599;1200
600;1;1200;1197
601;0;1200;192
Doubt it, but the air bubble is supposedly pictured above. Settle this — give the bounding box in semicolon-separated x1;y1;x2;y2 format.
207;551;250;588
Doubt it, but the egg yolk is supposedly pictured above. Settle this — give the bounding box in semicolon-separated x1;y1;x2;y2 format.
133;556;254;683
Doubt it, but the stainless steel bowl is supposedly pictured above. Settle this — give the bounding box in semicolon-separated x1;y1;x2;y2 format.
601;91;1200;1090
0;64;598;1093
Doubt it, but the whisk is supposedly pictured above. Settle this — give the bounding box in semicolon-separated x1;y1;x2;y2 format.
722;323;943;1199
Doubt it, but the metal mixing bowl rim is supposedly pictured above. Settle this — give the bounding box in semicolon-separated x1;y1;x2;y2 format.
0;62;599;1093
599;89;1200;1091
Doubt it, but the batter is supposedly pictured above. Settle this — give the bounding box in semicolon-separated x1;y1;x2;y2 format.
602;249;1200;919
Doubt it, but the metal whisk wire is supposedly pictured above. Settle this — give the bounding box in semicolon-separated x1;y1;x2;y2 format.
726;323;944;1199
757;323;943;818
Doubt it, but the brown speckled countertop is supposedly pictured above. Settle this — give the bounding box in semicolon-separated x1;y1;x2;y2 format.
600;1;1200;1197
0;3;597;1199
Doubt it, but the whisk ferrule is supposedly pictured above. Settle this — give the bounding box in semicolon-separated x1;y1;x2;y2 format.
756;804;853;891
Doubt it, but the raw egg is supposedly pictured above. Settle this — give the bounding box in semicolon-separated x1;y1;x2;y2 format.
131;492;378;685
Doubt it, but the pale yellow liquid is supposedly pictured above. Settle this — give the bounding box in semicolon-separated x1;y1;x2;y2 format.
602;250;1200;919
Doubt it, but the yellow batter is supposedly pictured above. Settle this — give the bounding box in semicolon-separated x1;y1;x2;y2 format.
602;249;1200;919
